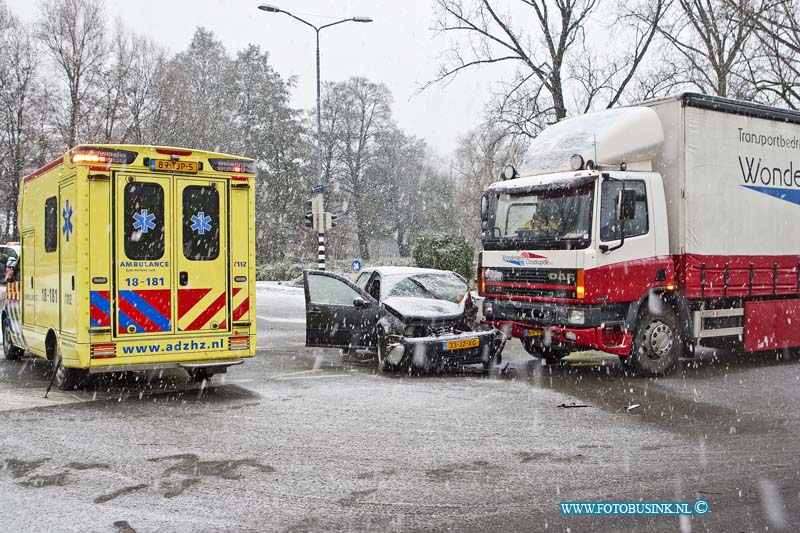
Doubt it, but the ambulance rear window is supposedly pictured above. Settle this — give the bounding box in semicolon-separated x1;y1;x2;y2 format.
183;185;219;261
124;182;164;260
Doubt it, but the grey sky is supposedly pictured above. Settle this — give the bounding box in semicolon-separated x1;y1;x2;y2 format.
7;0;500;156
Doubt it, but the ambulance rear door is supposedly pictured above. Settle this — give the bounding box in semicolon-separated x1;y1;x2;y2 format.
114;174;174;336
175;177;229;333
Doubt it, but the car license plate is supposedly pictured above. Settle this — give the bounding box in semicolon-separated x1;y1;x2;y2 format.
524;329;542;337
149;159;198;173
443;338;480;351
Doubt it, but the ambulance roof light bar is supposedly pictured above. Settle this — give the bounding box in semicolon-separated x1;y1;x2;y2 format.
70;146;138;165
208;158;255;174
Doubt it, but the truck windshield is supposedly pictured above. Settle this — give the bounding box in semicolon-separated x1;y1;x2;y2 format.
484;183;594;250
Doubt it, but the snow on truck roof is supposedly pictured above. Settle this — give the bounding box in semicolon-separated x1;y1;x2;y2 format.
519;106;664;177
485;170;598;195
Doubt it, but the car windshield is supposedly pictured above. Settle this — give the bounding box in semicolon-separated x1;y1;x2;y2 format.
484;182;594;250
385;272;468;302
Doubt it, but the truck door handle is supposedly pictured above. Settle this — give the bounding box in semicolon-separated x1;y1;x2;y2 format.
179;271;188;286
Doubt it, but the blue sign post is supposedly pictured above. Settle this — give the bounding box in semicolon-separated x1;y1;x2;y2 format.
351;259;362;273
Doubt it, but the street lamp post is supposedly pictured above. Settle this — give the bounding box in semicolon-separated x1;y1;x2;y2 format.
258;4;371;270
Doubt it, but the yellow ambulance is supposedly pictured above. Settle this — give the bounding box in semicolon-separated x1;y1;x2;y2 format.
2;145;256;389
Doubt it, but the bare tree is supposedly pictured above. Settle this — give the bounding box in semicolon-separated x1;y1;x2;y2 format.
737;0;800;107
0;7;43;237
451;125;529;245
320;77;393;261
122;32;167;143
640;0;757;98
429;0;665;138
36;0;107;148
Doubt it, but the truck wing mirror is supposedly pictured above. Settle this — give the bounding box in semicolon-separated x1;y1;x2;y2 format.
618;189;636;221
602;188;636;255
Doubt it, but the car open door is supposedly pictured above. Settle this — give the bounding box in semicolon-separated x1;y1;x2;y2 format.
303;270;380;349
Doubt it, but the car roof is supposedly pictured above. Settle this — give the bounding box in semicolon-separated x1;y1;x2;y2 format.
359;266;455;277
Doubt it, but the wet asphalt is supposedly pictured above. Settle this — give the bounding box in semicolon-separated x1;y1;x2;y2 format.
0;282;799;532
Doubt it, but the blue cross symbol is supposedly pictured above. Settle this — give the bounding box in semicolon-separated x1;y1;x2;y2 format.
133;209;156;233
191;212;212;235
62;199;73;242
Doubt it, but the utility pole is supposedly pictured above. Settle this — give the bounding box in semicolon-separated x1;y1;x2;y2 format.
258;5;371;271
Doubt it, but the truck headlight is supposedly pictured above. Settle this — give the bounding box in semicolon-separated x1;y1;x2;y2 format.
484;269;503;282
483;301;494;317
569;309;585;324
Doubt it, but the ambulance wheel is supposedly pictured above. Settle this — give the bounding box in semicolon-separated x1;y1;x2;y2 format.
627;305;680;376
2;315;23;360
54;364;86;391
187;368;213;383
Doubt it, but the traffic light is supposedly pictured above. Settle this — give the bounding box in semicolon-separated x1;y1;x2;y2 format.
304;200;314;229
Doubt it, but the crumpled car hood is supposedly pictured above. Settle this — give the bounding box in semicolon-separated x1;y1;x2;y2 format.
382;296;464;321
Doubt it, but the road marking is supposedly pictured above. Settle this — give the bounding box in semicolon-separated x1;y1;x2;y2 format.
0;389;91;412
270;369;322;379
273;374;350;380
256;315;305;324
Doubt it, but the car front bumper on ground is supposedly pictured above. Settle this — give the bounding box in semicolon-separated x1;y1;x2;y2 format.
384;328;506;368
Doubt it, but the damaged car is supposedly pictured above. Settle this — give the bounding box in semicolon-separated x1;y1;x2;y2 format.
303;267;506;372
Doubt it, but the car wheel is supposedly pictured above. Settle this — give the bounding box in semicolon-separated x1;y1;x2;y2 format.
627;304;681;376
2;315;23;360
375;328;392;373
482;351;502;372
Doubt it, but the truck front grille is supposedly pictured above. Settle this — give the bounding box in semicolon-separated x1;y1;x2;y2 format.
484;267;578;300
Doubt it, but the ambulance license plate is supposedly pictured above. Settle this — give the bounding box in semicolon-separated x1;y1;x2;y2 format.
442;338;479;351
524;329;542;337
150;159;198;173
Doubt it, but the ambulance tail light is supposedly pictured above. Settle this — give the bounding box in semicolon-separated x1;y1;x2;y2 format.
91;343;116;359
576;269;585;299
228;335;249;351
208;158;255;174
71;147;137;165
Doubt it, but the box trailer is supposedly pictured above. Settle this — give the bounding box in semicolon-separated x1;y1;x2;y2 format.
479;93;800;375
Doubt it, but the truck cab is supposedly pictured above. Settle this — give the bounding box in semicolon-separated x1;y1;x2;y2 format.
479;107;677;375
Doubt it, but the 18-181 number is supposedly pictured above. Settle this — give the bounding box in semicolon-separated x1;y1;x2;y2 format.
125;277;165;287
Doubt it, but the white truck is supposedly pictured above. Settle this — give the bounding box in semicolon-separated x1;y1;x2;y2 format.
479;93;800;375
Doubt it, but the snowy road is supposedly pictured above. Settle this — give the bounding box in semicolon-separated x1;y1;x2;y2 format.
0;283;799;531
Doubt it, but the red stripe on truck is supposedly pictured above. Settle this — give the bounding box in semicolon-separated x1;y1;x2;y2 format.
676;254;800;299
582;256;674;304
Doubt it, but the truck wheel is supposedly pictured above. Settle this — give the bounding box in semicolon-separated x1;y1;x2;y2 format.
522;339;567;365
2;315;23;360
628;305;681;376
54;364;87;391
